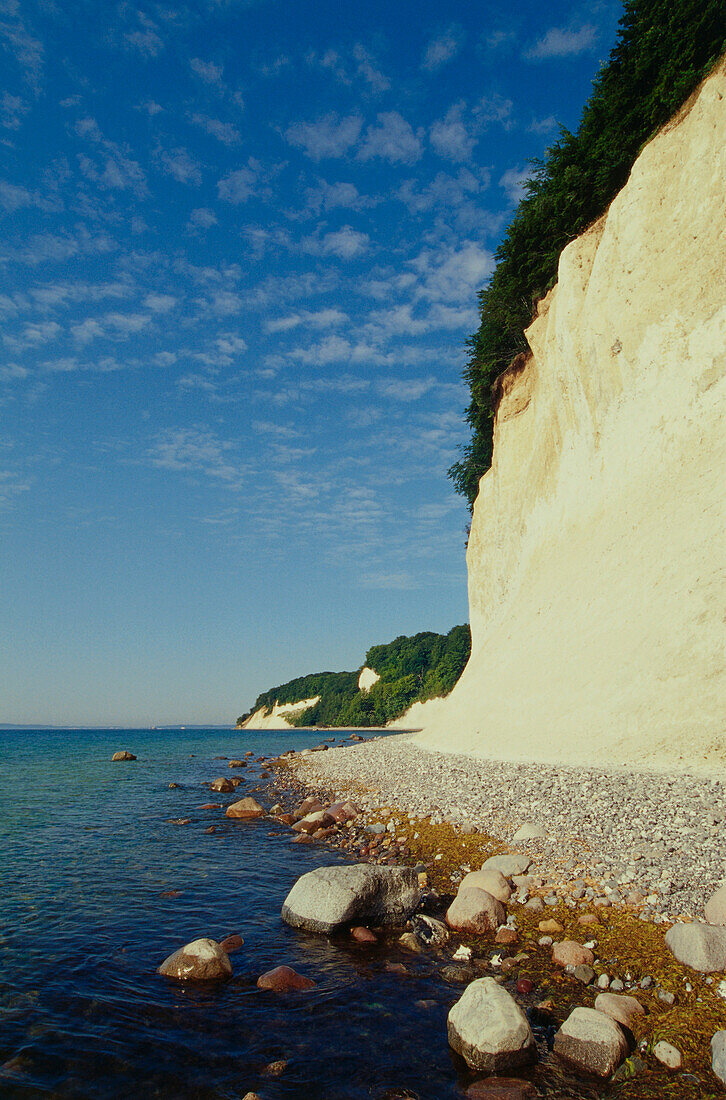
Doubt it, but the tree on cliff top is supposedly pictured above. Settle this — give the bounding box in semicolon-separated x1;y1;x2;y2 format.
450;0;726;507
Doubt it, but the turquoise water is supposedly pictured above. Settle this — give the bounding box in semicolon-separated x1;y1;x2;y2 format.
0;727;476;1100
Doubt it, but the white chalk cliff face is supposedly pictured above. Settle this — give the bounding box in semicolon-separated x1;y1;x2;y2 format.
358;666;381;692
408;60;726;772
242;696;321;730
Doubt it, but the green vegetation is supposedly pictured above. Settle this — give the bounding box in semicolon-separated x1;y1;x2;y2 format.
450;0;726;506
236;624;471;728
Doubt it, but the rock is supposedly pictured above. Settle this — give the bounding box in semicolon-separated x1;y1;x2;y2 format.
111;750;136;761
261;1059;288;1076
411;914;449;947
228;759;247;768
712;1031;726;1086
399;932;424;953
447;888;506;934
573;964;595;985
512;824;546;842
594;992;646;1031
294;796;323;819
292;810;331;834
495;927;519;946
482;854;531;878
653;1040;682;1069
664;922;726;972
447;977;536;1072
656;987;675;1005
578;914;599;926
459;869;512;903
351;926;378;944
281;864;420;934
597;974;611;990
257;964;315;992
551;941;595;968
209;777;234;793
218;933;244;953
199;802;221;809
516;978;533;995
705;885;726;926
523;897;545;912
241;1094;261;1100
538;919;563;934
225;797;265;820
554;1007;628;1077
465;1079;537;1099
158;938;232;981
168;782;179;788
441;963;476;983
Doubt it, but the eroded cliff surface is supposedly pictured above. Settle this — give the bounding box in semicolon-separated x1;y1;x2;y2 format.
408;60;726;771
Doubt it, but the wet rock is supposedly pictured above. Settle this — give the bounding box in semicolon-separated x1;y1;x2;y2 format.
294;796;323;819
440;963;476;983
516;978;533;995
281;864;420;934
158;938;232;981
241;1093;261;1100
447;977;536;1072
653;1040;682;1069
292;810;331;834
512;824;546;842
228;759;247;768
229;776;245;788
411;914;449;947
465;1078;537;1099
203;825;216;834
705;885;726;926
665;922;726;972
399;932;424;953
711;1030;726;1086
573;964;595;985
554;1007;627;1077
482;854;531;878
293;834;313;845
257;965;315;992
459;869;512;903
538;919;563;934
261;1059;288;1076
168;782;179;789
225;797;265;820
199;802;221;809
447;888;506;934
385;961;409;975
218;933;244;953
594;992;645;1031
351;926;378;944
551;941;595;968
495;927;518;946
167;817;190;826
210;777;234;793
111;750;136;761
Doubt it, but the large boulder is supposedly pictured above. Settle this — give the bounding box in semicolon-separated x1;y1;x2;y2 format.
459;869;512;903
111;750;136;761
665;922;726;972
157;938;232;981
482;854;531;878
554;1007;628;1077
705;885;726;926
711;1030;726;1086
447;977;536;1072
210;777;235;793
447;888;505;934
281;864;420;933
594;992;646;1032
226;797;265;819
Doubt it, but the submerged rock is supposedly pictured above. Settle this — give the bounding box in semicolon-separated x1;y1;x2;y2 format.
465;1079;538;1099
157;938;232;981
554;1007;627;1077
209;777;234;793
257;964;315;992
281;864;420;934
447;977;535;1072
225;797;265;820
111;750;136;761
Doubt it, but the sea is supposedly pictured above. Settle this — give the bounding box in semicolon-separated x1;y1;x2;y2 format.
0;726;599;1100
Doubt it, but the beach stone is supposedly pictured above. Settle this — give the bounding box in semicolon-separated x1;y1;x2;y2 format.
512;824;547;842
441;963;476;984
665;922;726;972
459;869;512;903
516;978;533;995
653;1041;682;1069
539;919;563;934
158;938;232;981
447;977;536;1072
281;864;420;934
711;1031;726;1086
257;964;315;992
465;1079;537;1099
241;1094;261;1100
411;914;449;947
218;933;244;953
168;782;179;788
447;888;506;934
111;750;136;761
705;885;726;925
594;992;646;1031
226;797;265;820
573;964;595;985
351;926;377;944
495;927;519;946
482;854;531;878
210;777;234;793
294;796;323;819
554;1007;627;1077
523;897;545;912
552;941;595;968
228;759;247;768
399;932;424;953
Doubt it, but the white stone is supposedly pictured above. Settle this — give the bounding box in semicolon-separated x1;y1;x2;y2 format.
554;1007;628;1077
447;977;535;1072
653;1041;682;1069
281;864;420;934
157;938;232;981
458;868;512;903
665;922;726;973
705;884;726;925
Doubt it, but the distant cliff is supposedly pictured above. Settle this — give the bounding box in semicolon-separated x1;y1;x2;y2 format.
236;625;470;729
403;59;726;771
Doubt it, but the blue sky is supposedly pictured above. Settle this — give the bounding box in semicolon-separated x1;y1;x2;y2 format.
1;0;620;726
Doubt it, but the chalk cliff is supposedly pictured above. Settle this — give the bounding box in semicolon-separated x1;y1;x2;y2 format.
241;696;321;730
407;60;726;772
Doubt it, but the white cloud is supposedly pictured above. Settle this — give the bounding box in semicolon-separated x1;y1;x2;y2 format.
528;114;559;135
104;311;151;334
137;100;164;116
190;112;240;145
499;165;532;204
217;158;266;203
155;145;202;186
422;26;463;71
474;94;514;129
3;320;61;351
319;226;369;260
125;29;163;57
305;179;373;213
286;112;362;160
409;240;494;304
149;427;242;485
430;102;475;163
0;0;43;92
144;293;176;312
358;112;423;164
187;207;218;230
398;167;488;214
190;57;225;87
352;43;390;92
71;318;105;343
0;91;28;129
265;308;347;334
74;117;147;196
216;332;247;354
0;178;43;212
525;24;598;60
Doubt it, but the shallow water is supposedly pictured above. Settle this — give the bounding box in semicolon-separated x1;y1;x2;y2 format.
0;727;600;1099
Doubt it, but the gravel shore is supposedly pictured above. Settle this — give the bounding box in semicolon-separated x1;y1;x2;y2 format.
294;734;726;923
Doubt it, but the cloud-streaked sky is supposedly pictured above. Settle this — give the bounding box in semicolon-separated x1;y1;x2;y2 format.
1;0;619;725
